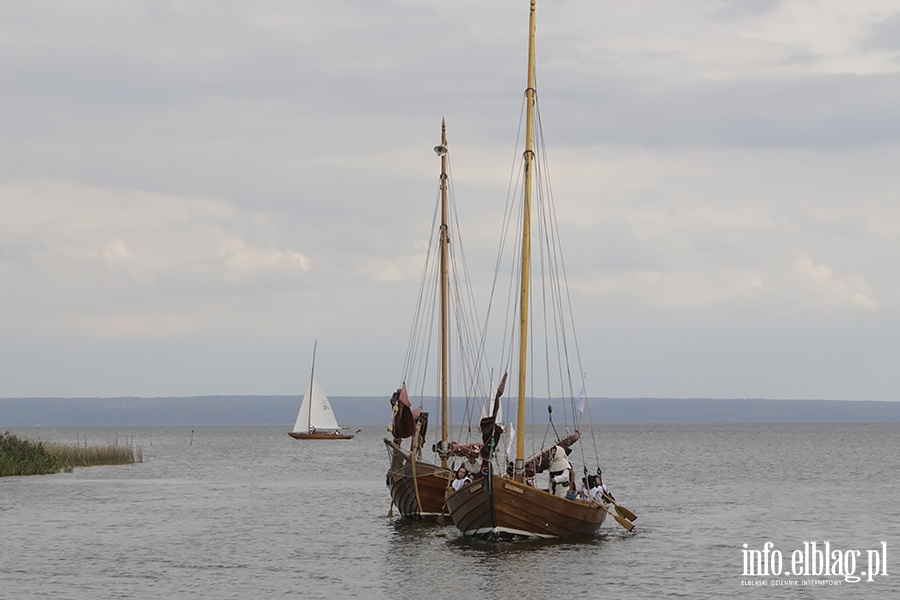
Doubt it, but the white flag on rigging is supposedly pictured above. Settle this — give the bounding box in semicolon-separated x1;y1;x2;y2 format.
576;386;586;415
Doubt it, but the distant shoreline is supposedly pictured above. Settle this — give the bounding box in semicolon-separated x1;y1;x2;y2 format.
2;396;899;427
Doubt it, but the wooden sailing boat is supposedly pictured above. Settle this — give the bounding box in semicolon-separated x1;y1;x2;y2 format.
384;121;487;520
445;0;622;539
383;383;452;519
289;342;354;440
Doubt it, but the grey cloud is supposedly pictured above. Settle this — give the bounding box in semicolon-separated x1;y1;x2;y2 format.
2;1;899;398
864;13;900;52
544;71;900;150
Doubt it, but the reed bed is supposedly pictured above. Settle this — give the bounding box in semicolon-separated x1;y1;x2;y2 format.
0;432;142;477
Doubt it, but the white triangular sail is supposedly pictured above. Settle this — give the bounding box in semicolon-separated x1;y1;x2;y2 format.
292;374;341;432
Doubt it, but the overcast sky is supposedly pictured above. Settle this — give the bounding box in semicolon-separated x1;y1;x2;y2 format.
2;0;899;400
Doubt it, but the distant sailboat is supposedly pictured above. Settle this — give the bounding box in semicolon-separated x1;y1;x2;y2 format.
289;342;354;440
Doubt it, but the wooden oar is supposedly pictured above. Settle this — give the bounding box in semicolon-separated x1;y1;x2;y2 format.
614;503;637;522
388;501;394;518
601;491;637;522
594;500;634;532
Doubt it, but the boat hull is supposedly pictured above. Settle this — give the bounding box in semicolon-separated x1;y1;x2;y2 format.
445;474;606;539
288;431;354;440
384;438;451;520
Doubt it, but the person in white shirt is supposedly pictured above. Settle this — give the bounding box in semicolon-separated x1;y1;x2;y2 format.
451;466;472;491
588;473;613;503
548;445;573;497
463;457;480;478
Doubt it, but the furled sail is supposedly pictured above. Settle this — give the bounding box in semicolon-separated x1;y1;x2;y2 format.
388;384;422;440
448;441;483;461
476;373;507;473
506;431;581;478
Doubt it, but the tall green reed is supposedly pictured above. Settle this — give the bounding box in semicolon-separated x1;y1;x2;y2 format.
0;432;142;477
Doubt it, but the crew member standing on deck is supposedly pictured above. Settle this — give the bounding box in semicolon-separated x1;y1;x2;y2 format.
548;445;572;497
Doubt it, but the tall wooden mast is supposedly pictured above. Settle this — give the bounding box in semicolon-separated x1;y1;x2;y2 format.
439;119;450;469
514;0;537;481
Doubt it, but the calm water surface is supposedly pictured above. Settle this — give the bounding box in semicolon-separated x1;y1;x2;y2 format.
1;424;897;599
